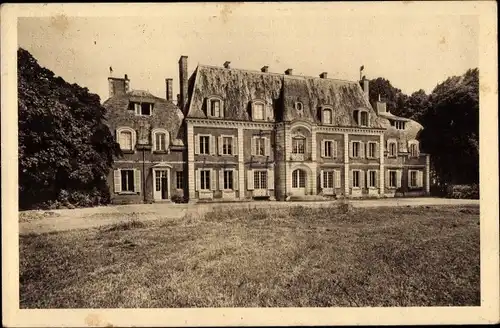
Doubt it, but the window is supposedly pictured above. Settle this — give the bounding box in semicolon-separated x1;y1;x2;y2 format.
352;170;360;188
409;142;419;157
360;111;369;126
391;120;406;130
121;169;135;192
292;137;305;154
222;136;233;155
388;142;397;157
200;170;211;190
176;171;184;189
368;170;377;188
410;170;418;188
323;109;332;124
323;171;334;188
199;136;210;155
253;102;264;120
254;170;267;189
254;137;266;156
292;169;306;188
155;170;167;192
132;102;153;116
119;130;133;151
368;142;377;158
353;110;359;125
296;102;303;111
324;141;332;157
351;141;360;158
223;170;234;190
209;99;221;117
389;171;397;188
155;132;167;151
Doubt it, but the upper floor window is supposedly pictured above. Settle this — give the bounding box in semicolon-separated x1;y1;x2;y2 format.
152;128;169;152
353;109;369;127
252;101;265;121
295;102;303;111
199;135;210;155
292;137;305;154
219;135;235;155
322;108;333;125
388;140;398;157
351;141;361;158
116;127;136;151
252;137;268;156
391;120;406;130
131;102;153;116
408;141;420;157
322;140;338;158
367;142;378;158
206;97;224;118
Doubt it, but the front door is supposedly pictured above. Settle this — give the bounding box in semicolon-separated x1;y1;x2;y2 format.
292;169;306;196
154;170;169;200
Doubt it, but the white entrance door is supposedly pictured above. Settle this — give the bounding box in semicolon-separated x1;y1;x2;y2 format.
153;169;170;201
292;169;306;195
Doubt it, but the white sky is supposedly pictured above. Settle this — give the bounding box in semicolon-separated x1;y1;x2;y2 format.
17;3;479;103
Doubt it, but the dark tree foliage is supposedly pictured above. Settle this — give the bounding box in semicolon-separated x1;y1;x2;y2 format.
18;48;121;209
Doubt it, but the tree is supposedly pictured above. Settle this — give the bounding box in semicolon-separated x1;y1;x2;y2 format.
18;48;121;209
364;77;408;116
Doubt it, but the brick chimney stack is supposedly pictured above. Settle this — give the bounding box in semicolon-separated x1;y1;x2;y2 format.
165;78;173;101
285;68;293;75
178;55;188;111
261;66;269;73
362;78;369;102
108;74;130;98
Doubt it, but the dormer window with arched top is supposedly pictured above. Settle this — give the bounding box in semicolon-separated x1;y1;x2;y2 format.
321;106;333;125
116;127;136;152
353;109;369;127
408;140;420;157
252;100;265;121
206;97;224;118
152;128;170;153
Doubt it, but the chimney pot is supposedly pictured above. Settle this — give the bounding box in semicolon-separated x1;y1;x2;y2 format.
320;72;328;79
261;66;269;73
178;56;188;112
285;68;293;75
224;61;231;69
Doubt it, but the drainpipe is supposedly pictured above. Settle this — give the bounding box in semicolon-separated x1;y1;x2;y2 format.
142;148;146;203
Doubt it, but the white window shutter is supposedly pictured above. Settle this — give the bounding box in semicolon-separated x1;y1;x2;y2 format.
375;170;379;187
247;170;254;190
195;135;200;155
333;141;338;158
321;141;325;158
335;170;341;189
232;136;237;156
360;170;364;188
349;142;353;159
210;169;217;190
349;170;353;187
251;137;255;156
265;137;271;156
418;171;424;187
195;169;200;191
134;169;141;193
113;169;121;193
233;169;239;190
386;170;390;187
375;142;380;158
320;170;324;188
135;103;141;115
396;170;402;188
408;170;412;187
268;169;275;190
210;136;216;155
218;169;224;190
218;136;223;155
360;142;365;158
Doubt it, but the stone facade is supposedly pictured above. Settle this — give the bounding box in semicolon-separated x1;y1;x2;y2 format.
103;56;430;204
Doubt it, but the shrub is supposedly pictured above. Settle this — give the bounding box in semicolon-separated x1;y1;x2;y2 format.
446;184;479;199
171;192;187;204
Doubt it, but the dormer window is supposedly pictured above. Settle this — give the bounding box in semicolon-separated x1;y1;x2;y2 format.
387;139;398;157
152;128;169;153
206;97;224;118
408;140;420;157
390;120;406;130
353;109;369;127
321;106;333;125
116;127;136;152
130;102;153;116
360;111;369;126
252;101;265;121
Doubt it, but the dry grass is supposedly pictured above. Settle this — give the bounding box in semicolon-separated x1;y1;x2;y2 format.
19;205;480;308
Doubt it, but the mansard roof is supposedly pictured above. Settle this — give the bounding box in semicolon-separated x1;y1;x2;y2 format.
186;64;385;128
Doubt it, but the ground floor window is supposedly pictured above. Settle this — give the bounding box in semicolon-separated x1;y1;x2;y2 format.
200;170;211;190
323;171;334;188
389;170;397;188
121;169;135;192
368;170;377;188
254;170;267;189
176;171;183;189
155;170;168;192
292;169;306;188
352;170;360;188
223;170;234;190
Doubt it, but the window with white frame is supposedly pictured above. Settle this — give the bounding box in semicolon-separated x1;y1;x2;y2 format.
410;170;418;188
176;171;184;189
153;129;169;152
253;102;265;121
131;102;153;116
351;141;361;158
254;137;266;156
223;170;234;190
409;142;419;157
200;169;211;190
323;171;334;188
360;111;369;126
368;170;377;188
388;170;397;188
367;142;377;158
207;98;223;118
388;141;397;157
222;136;233;155
254;170;267;189
199;135;210;155
117;127;135;151
292;137;305;154
292;169;306;188
296;102;303;111
352;170;361;188
121;169;135;192
324;140;332;157
390;120;406;130
323;108;333;125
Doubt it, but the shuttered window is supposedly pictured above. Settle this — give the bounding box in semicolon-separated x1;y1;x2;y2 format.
351;141;360;158
352;170;361;188
222;137;233;155
323;171;334;188
223;170;234;190
199;136;210;155
121;169;135;192
254;170;267;189
200;170;211;190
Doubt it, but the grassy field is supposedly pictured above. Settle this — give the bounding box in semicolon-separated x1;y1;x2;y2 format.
19;204;480;308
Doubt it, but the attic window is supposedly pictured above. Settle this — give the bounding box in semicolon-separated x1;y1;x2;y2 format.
321;106;333;125
130;102;153;116
360;111;369;126
206;97;224;118
295;102;303;111
391;120;406;130
353;109;369;127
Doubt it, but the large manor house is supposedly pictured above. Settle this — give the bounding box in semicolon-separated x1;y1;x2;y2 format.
104;56;430;204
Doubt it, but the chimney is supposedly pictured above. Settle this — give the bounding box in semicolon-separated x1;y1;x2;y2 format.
178;55;188;111
223;61;231;69
107;74;130;98
362;78;369;101
165;78;173;101
261;66;269;73
285;68;293;75
320;72;328;79
376;94;387;114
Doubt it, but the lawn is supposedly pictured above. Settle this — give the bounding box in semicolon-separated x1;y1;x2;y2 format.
19;204;480;308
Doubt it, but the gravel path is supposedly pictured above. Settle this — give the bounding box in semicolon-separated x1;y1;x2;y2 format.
19;197;479;234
